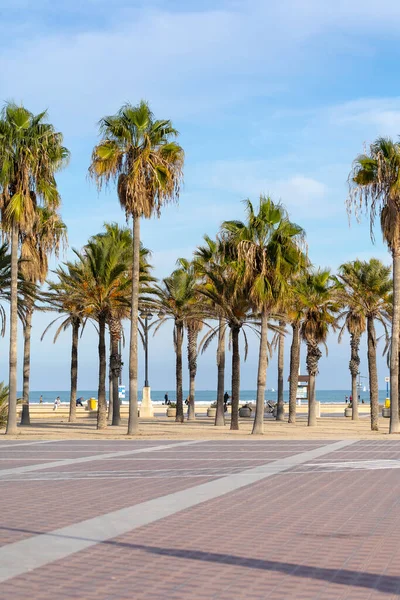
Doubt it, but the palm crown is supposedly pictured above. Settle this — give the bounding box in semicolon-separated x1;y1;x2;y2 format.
90;101;184;219
0;103;69;231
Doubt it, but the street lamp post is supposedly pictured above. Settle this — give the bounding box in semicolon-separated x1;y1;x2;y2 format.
140;310;153;388
139;309;154;418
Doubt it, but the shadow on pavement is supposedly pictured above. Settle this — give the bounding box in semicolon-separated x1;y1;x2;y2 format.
0;526;398;594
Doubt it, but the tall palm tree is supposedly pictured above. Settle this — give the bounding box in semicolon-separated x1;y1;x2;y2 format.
72;238;131;429
222;196;306;434
90;101;184;435
194;236;227;426
349;138;400;433
154;268;202;423
337;259;391;431
20;207;67;423
336;262;368;421
0;102;69;434
90;223;154;426
42;261;86;423
298;269;339;427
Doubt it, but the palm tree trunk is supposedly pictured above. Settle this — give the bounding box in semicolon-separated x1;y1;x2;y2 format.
128;216;140;435
276;320;285;421
108;357;113;423
252;310;268;434
230;324;241;431
69;318;79;423
288;322;300;424
215;318;225;426
351;372;358;421
390;247;400;433
6;222;18;435
350;333;360;421
111;330;121;426
187;325;198;421
306;339;321;427
21;303;33;425
97;314;107;429
308;373;316;426
175;322;184;423
398;347;400;419
367;315;379;431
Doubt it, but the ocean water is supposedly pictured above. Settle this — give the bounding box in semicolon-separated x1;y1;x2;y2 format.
23;389;388;405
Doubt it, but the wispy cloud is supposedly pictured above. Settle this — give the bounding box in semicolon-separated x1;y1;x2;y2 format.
188;159;335;219
3;0;400;135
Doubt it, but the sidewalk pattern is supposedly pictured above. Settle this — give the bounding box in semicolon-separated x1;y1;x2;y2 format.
0;439;399;599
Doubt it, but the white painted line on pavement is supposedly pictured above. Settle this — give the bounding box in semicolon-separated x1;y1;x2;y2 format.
0;439;356;583
0;440;201;477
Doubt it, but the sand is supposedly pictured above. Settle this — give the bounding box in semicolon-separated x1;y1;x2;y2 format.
0;409;393;440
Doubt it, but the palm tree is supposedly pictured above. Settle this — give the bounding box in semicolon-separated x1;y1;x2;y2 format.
0;102;69;434
194;236;227;426
298;269;339;427
176;258;204;421
42;261;86;423
154;268;202;423
276;320;286;421
337;259;391;431
287;278;307;424
90;101;184;435
90;223;154;426
336;262;368;421
348;138;400;433
199;262;253;430
288;319;301;424
20;207;67;423
222;196;306;434
72;238;131;429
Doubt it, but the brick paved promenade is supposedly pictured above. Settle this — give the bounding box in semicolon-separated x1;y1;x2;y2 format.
0;439;399;599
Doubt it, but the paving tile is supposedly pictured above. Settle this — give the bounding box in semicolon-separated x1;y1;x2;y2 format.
1;440;400;599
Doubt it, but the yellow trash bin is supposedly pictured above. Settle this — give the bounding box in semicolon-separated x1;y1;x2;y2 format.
88;398;98;410
385;398;390;408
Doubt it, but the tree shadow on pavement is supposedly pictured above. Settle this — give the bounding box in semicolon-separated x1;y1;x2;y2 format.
0;526;399;595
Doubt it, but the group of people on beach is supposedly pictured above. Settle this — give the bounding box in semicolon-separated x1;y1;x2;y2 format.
48;392;234;411
345;394;365;404
163;391;231;412
51;396;85;410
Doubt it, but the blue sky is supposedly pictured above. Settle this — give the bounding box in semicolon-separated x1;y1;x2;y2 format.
0;0;398;392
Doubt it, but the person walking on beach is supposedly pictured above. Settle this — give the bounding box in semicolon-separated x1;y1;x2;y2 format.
53;396;61;411
76;397;84;407
164;392;170;405
345;395;348;404
39;395;43;404
224;392;230;412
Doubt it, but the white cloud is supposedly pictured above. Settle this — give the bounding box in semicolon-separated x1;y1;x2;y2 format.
189;159;333;218
3;0;400;135
328;98;400;137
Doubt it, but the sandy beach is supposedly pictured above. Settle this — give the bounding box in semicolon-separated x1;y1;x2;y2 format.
1;402;390;440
